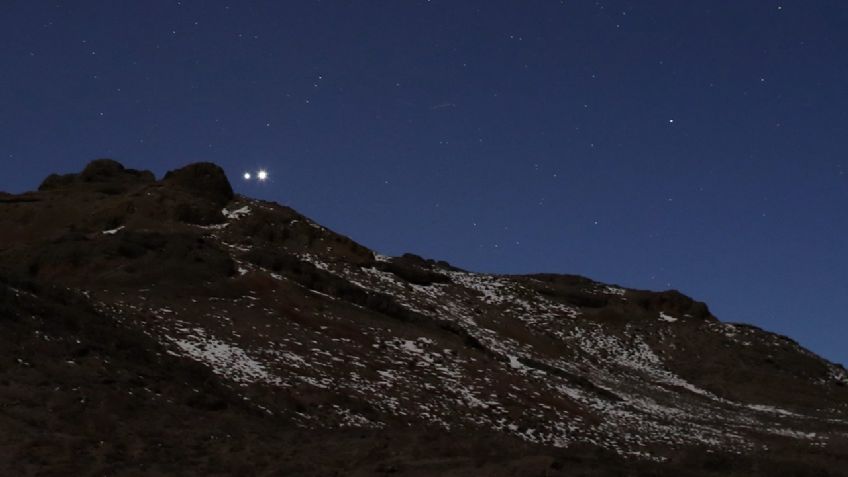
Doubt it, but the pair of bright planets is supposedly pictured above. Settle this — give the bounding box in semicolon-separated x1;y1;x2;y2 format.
243;170;269;181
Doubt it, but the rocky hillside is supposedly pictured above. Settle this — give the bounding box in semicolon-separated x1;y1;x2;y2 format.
1;159;847;476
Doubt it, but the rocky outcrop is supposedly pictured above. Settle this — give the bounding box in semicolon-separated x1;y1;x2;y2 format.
39;159;155;192
162;162;234;207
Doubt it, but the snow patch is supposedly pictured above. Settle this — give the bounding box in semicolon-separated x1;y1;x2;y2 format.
102;226;125;235
222;206;251;219
400;340;425;354
508;355;534;373
602;286;626;296
829;366;848;385
747;404;802;418
166;327;278;385
659;312;678;323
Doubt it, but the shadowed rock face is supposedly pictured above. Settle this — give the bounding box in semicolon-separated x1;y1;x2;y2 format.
1;160;848;476
79;159;154;183
162;162;234;207
36;159;235;226
39;159;155;191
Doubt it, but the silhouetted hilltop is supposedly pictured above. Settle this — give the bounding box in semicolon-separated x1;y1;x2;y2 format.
1;160;846;476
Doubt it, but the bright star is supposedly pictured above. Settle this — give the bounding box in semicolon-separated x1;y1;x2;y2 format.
243;172;252;180
257;170;268;181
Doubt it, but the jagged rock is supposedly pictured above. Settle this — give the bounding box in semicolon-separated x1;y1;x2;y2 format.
80;159;154;183
631;289;713;320
39;159;154;192
162;162;234;207
38;172;76;190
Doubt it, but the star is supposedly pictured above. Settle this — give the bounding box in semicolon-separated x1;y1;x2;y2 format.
243;172;252;180
257;170;268;181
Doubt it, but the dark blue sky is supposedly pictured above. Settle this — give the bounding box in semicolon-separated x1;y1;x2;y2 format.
2;1;846;365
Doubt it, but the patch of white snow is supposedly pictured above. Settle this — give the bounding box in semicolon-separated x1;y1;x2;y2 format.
102;226;125;235
222;206;251;219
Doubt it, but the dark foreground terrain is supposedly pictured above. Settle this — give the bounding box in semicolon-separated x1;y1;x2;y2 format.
1;160;847;476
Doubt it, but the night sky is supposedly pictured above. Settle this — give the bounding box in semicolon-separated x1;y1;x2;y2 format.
2;1;847;366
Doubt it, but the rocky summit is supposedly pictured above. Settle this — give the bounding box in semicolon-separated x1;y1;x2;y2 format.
1;160;847;476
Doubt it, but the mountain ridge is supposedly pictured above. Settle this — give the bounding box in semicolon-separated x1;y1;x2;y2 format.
1;159;846;476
